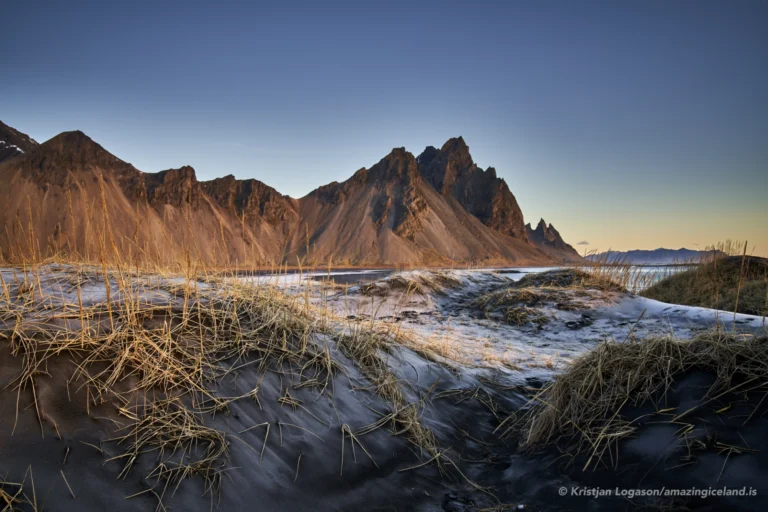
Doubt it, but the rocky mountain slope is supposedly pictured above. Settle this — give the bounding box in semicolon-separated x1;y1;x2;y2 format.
292;147;544;265
0;120;38;164
525;218;582;261
0;120;581;266
0;130;297;265
417;137;528;240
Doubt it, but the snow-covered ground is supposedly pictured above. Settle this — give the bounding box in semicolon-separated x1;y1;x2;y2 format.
3;264;762;385
259;267;766;383
2;264;766;511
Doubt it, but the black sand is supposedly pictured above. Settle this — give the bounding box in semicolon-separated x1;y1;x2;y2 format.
2;266;767;511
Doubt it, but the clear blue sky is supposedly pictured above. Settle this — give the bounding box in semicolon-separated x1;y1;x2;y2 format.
2;0;766;255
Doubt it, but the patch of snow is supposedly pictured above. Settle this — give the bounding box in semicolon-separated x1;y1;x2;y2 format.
0;142;24;153
261;267;765;380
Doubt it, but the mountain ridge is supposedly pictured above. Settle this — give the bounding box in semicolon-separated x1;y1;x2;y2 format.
417;137;528;240
0;120;581;266
525;218;581;261
0;120;39;164
587;248;727;265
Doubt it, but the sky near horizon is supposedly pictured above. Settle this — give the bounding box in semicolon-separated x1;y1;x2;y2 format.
2;0;766;256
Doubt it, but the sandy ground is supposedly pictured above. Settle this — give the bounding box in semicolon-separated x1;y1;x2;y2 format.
1;265;766;511
276;268;764;380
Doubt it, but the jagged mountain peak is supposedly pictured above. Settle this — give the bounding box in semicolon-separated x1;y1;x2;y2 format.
40;130;112;156
0;119;38;146
529;218;560;237
335;148;422;190
440;136;470;155
155;165;198;179
6;127;138;187
34;129;125;165
0;120;581;265
417;137;527;240
526;218;581;261
379;147;417;166
143;166;201;208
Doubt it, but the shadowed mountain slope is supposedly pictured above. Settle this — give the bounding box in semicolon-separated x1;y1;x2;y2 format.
293;148;545;265
525;218;581;261
0;120;38;164
417;137;527;240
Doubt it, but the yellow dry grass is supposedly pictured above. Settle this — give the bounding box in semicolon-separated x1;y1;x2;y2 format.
497;329;768;472
0;259;458;508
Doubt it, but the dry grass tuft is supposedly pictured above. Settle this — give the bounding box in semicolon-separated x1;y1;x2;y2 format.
360;271;461;297
472;269;616;324
0;467;39;512
108;397;228;497
642;255;768;316
503;307;550;328
515;268;625;292
0;263;450;507
336;324;439;457
497;329;768;471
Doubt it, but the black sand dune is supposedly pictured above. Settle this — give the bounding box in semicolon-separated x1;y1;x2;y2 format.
1;266;767;511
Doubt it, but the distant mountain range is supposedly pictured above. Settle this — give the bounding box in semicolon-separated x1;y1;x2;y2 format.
0;120;581;266
586;248;726;265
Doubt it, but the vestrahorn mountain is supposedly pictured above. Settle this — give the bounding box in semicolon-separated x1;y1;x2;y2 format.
0;120;580;266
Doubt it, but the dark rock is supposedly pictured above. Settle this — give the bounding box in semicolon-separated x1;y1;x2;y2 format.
201;174;299;230
418;137;528;240
526;218;581;261
0;120;38;164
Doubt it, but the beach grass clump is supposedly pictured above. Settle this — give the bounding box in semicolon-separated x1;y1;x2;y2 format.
503;307;550;329
497;329;768;471
580;240;759;296
472;270;614;320
360;271;462;297
0;263;448;507
336;323;439;456
475;288;545;310
516;268;625;293
641;255;768;316
108;397;229;495
360;276;424;296
1;267;337;502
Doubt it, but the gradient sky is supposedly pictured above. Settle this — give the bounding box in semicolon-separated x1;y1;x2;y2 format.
2;0;766;255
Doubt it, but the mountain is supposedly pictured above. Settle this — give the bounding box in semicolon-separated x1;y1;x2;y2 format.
417;137;528;240
525;219;581;261
0;130;297;265
0;121;581;266
292;147;544;265
0;120;38;164
586;248;726;265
